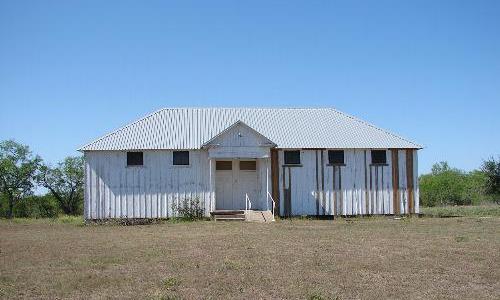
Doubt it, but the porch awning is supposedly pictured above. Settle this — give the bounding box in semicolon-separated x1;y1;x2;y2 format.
203;120;275;159
208;146;270;159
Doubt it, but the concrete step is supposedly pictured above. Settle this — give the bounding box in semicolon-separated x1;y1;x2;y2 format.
261;210;274;222
245;210;275;223
211;210;274;222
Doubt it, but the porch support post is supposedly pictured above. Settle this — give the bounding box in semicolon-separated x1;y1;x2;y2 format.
266;157;270;211
270;148;280;216
209;157;215;213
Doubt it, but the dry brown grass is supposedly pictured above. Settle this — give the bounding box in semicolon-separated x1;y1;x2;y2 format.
1;216;499;299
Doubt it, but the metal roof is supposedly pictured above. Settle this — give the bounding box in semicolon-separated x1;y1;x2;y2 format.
79;108;422;151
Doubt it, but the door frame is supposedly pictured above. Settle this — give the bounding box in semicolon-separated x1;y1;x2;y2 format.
214;159;259;210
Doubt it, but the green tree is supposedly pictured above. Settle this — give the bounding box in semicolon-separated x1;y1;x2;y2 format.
0;140;41;218
420;161;491;207
419;161;468;206
38;156;84;215
481;157;500;204
463;170;487;205
13;194;59;218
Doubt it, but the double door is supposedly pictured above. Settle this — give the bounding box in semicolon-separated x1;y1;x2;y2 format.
215;160;258;210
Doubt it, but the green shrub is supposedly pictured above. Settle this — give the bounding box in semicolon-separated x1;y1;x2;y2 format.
171;197;204;220
0;193;7;217
463;170;488;205
419;162;489;207
13;194;60;218
0;193;59;218
481;157;500;204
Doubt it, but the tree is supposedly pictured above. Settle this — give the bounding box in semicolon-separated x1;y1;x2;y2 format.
481;157;500;204
431;161;452;175
38;156;84;215
420;161;468;206
463;170;487;205
0;140;41;218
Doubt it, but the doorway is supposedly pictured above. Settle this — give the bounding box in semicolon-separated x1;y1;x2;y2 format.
215;160;258;210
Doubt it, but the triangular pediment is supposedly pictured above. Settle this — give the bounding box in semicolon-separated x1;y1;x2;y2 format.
202;120;276;148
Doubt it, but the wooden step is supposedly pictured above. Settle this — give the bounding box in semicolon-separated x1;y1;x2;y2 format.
214;214;246;221
211;210;245;215
212;210;246;221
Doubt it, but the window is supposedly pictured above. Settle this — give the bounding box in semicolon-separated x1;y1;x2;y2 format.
127;152;143;166
240;161;256;170
284;150;301;165
328;150;344;165
216;161;232;170
173;151;189;165
371;150;387;164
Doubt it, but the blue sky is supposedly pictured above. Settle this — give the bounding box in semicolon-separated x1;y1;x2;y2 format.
1;0;499;174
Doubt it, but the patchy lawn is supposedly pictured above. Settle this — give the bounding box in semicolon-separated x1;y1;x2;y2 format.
0;216;499;299
421;204;500;218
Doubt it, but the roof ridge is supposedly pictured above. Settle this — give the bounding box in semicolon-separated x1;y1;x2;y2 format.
78;108;167;151
327;108;423;148
159;107;331;110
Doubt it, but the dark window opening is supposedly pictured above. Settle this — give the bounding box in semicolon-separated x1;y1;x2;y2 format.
284;150;301;165
127;152;143;166
173;151;189;165
328;150;344;165
216;161;232;170
240;161;256;170
371;150;387;164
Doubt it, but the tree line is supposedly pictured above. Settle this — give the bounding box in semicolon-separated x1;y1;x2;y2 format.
0;140;84;218
419;159;500;206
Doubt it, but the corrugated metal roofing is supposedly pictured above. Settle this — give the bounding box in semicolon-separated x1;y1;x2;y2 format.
79;108;422;151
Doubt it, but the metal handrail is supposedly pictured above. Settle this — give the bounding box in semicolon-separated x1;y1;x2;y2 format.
245;193;252;212
266;192;276;221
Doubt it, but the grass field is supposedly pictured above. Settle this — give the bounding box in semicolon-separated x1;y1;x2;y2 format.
1;213;499;299
421;204;500;218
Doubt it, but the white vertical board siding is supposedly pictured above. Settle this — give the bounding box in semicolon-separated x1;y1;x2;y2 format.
413;151;419;214
398;150;409;214
84;150;213;219
84;148;419;219
277;149;417;217
278;150;318;216
365;149;393;215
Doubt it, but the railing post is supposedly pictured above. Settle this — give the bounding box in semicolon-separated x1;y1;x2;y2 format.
245;193;251;213
267;191;276;221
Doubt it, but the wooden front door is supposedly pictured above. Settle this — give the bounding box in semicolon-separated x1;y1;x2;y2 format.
215;160;258;210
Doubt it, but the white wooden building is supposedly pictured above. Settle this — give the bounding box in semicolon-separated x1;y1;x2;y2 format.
79;108;421;220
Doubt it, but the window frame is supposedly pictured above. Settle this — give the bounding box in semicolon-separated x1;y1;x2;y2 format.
371;150;388;165
283;150;302;166
216;160;233;171
239;160;257;171
328;150;345;165
172;150;190;166
126;151;144;167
